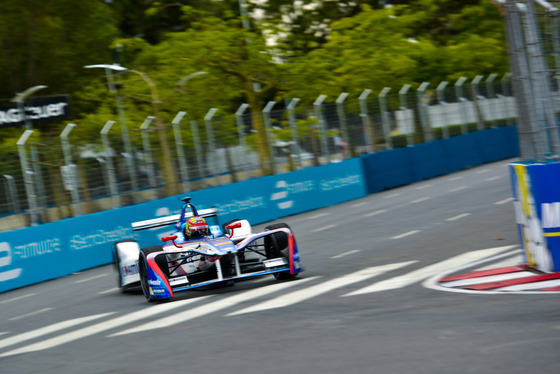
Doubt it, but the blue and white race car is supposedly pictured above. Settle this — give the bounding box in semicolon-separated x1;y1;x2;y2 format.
113;197;303;301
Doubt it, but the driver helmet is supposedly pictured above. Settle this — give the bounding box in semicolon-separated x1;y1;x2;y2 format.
185;216;208;239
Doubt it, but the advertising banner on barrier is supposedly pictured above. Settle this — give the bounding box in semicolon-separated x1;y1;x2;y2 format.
0;158;366;293
510;162;560;272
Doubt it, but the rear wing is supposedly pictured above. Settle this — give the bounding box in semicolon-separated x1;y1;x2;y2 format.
131;207;218;231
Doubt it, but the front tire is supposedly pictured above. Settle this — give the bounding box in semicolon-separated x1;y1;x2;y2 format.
113;240;140;293
264;223;296;280
138;246;169;301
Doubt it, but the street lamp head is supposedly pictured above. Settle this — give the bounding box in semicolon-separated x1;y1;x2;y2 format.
177;71;208;88
11;85;48;103
84;64;128;71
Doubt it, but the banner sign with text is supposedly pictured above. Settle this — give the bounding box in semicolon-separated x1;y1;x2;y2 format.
0;95;70;129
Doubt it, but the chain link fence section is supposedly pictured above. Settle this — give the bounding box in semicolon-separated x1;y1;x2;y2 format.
503;0;560;161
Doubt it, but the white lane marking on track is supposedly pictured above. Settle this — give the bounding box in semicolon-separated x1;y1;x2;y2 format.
447;176;463;181
9;308;54;321
495;197;514;205
415;184;432;190
363;209;387;218
0;293;37;304
391;230;420;239
383;193;400;199
475;254;522;271
445;213;471;222
331;250;361;259
351;202;369;208
345;246;517;296
476;169;490;173
98;288;120;295
226;262;417;316
0;313;114;351
74;273;109;284
309;212;329;219
0;296;211;357
449;186;467;192
110;277;319;337
0;332;8;337
486;176;501;181
312;224;335;233
412;197;431;203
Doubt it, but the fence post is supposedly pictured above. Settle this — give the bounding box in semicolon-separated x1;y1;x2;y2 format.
379;88;392;150
204;108;219;185
486;73;498;128
287;98;302;169
501;72;513;127
418;82;432;142
263;101;277;174
172;111;189;192
3;175;20;213
336;92;351;158
359;89;373;153
399;84;413;145
313;95;329;164
235;103;250;177
455;77;469;134
436;81;449;138
100;120;120;209
140;116;157;199
60;123;81;216
17;130;38;226
471;75;485;130
190;120;205;187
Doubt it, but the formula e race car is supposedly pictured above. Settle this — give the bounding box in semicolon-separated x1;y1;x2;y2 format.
113;197;303;301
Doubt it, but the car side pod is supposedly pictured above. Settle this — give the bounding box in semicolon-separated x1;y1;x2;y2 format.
146;252;174;300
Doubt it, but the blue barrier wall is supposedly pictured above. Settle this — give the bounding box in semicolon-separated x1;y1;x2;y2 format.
0;158;366;293
361;126;519;194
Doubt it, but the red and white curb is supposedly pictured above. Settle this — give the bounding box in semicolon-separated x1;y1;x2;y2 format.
423;247;560;294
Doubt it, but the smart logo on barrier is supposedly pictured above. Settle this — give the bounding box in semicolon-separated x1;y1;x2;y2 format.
270;180;315;210
0;242;22;282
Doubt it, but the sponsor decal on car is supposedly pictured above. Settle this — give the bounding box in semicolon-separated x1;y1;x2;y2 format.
148;279;161;286
169;276;189;286
263;258;288;268
124;263;139;276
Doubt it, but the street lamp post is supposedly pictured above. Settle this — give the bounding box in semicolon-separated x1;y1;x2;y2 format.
11;85;48;212
84;64;139;202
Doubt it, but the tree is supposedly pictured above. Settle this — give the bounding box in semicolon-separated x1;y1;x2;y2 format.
0;0;117;110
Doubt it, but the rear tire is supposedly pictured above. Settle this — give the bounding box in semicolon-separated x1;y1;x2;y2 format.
264;223;296;280
138;246;169;301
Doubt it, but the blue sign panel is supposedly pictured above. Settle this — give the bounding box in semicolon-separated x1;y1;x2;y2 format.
510;162;560;272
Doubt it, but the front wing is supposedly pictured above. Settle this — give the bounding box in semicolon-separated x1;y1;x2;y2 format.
144;228;302;300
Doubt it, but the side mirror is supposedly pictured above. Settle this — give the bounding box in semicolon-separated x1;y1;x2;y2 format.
161;235;178;242
226;222;242;238
162;235;181;248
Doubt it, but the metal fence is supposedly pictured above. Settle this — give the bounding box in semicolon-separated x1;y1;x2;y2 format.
503;0;560;161
0;74;518;231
